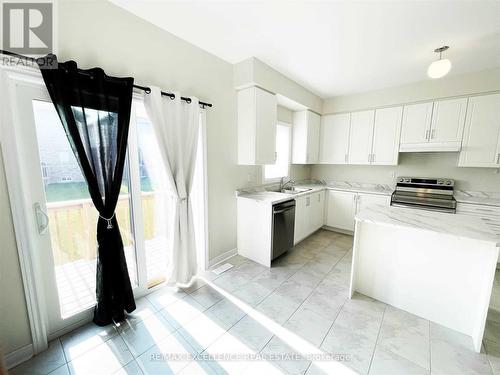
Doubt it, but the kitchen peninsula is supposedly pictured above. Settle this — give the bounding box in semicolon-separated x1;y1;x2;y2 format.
350;204;499;352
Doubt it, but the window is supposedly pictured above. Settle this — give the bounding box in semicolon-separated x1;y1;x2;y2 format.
264;123;291;182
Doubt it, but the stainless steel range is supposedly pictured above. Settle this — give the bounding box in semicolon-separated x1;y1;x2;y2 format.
390;177;457;213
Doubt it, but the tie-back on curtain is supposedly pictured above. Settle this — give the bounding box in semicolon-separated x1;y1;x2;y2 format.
39;55;136;325
144;87;200;285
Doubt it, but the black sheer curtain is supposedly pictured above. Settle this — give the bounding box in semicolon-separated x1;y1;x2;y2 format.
39;55;136;325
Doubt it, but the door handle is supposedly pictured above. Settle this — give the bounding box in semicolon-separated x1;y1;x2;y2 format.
34;202;49;235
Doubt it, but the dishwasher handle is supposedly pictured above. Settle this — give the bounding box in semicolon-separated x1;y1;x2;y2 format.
273;200;296;213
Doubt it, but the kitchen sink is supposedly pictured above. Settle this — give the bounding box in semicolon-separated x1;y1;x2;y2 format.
281;187;313;194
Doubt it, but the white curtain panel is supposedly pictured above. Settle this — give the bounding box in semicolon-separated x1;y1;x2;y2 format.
144;87;200;286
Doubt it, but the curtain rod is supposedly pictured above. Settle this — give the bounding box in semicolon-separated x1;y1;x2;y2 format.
0;49;213;108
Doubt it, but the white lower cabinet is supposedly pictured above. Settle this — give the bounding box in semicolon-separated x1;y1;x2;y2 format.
325;190;356;231
326;190;390;232
356;193;390;213
294;194;308;244
294;190;326;244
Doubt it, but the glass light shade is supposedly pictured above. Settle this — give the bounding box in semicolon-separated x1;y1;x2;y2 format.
427;58;452;79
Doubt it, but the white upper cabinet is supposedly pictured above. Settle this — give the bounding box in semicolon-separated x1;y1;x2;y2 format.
371;106;403;165
400;99;467;152
459;93;500;168
237;86;277;165
400;102;433;148
348;110;375;164
320;113;351;164
430;98;467;146
292;110;321;164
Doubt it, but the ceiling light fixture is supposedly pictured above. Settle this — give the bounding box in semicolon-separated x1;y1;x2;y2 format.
427;46;451;79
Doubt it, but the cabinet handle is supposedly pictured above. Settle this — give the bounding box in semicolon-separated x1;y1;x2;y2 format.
431;129;436;139
425;130;430;140
345;154;348;163
372;154;375;163
497;153;500;164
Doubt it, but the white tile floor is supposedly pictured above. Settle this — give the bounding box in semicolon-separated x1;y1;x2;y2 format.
10;229;500;374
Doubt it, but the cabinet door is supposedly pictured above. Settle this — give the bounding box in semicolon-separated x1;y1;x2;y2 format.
306;111;321;163
348;110;375;165
400;102;433;145
459;94;500;168
320;113;351;164
255;88;277;164
292;111;308;164
356;193;390;214
326;190;356;231
315;191;325;231
372;106;402;165
293;196;305;244
430;98;467;144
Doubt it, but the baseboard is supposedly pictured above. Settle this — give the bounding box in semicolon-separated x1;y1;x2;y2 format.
322;225;354;236
208;248;237;268
5;343;33;370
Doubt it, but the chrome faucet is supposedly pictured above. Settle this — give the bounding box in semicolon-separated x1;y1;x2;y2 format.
280;177;295;191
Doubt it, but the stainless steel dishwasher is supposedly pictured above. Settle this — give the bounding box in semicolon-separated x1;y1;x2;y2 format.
271;199;296;260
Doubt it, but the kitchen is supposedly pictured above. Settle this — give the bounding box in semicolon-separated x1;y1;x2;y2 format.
2;2;500;375
235;56;500;373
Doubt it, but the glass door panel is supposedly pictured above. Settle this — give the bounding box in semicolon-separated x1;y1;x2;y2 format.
32;100;137;319
134;104;173;288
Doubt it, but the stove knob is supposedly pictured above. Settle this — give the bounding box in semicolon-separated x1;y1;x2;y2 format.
446;181;451;185
398;178;404;182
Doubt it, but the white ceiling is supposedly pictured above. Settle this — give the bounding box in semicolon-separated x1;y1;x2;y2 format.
112;0;500;98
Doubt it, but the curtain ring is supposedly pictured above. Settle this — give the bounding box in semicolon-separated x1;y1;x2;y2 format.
99;212;115;229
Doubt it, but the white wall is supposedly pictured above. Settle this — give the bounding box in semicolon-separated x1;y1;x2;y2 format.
312;153;500;191
314;68;500;192
323;67;500;114
235;57;323;113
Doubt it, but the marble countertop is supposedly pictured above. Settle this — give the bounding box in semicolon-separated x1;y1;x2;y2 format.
454;190;500;207
237;180;393;204
237;184;325;204
356;204;499;245
325;181;393;196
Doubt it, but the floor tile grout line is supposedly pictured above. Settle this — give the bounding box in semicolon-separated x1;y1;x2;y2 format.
303;286;351;375
367;304;387;374
257;238;353;373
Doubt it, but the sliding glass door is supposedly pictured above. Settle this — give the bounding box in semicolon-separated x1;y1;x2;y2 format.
9;78;207;338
